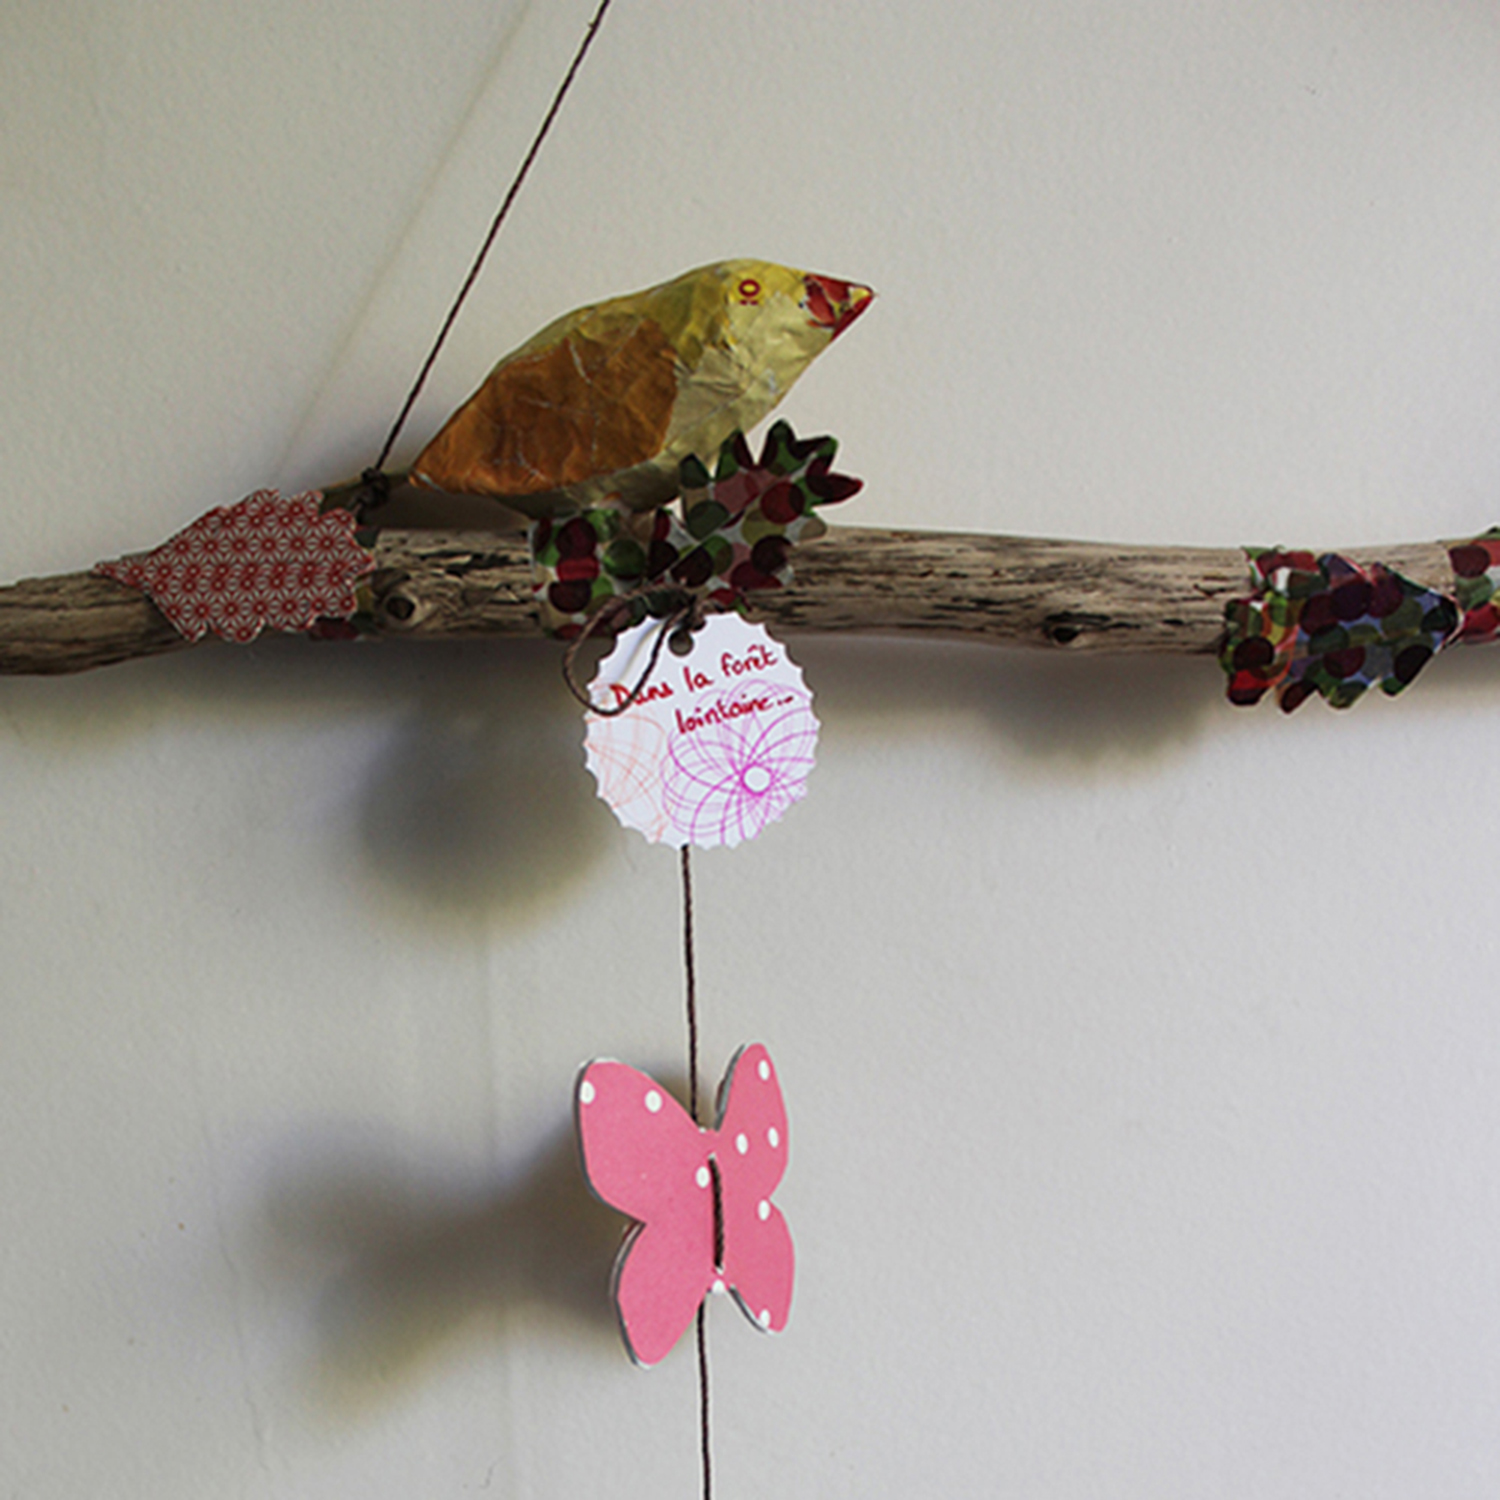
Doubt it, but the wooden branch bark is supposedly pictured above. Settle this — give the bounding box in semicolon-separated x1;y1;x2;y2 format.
0;525;1461;676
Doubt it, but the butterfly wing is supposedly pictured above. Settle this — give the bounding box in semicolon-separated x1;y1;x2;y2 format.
575;1061;715;1366
712;1044;794;1336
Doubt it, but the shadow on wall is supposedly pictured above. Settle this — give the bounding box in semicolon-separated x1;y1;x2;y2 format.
0;632;619;930
7;623;1500;928
799;623;1500;769
800;632;1226;769
351;639;616;926
259;1117;627;1418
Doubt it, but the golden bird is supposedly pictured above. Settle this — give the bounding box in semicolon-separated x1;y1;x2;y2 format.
409;258;872;517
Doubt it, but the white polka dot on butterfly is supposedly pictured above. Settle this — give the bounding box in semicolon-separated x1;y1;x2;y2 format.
767;1126;779;1149
757;1200;770;1221
758;1060;770;1082
758;1309;771;1328
645;1089;662;1113
579;1080;595;1104
712;1280;726;1296
735;1133;748;1155
695;1166;710;1189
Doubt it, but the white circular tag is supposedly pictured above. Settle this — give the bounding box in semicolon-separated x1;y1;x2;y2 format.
583;615;819;849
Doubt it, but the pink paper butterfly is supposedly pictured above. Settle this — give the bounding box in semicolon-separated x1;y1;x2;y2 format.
575;1043;793;1366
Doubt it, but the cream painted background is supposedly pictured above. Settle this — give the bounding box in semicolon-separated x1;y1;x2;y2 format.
6;2;1500;1495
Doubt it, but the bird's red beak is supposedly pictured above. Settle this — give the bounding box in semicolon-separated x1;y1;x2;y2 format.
803;275;874;337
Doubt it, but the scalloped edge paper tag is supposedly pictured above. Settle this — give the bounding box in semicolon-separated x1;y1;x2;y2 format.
583;616;818;849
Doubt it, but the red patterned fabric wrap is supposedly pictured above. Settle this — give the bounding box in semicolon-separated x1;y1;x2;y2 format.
96;490;374;644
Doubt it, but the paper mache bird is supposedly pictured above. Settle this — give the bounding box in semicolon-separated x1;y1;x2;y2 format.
407;258;873;515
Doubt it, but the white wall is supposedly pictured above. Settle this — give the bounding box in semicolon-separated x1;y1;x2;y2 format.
6;3;1500;1495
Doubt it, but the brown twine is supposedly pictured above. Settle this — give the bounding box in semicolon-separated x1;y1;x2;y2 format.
696;1304;712;1500
681;844;712;1500
572;614;713;1498
682;843;700;1120
326;0;718;1493
559;583;705;715
356;0;618;516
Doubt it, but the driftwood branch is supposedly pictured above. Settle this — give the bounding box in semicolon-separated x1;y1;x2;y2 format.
0;524;1460;676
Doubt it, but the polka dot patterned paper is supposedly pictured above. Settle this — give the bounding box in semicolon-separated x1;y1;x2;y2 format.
575;1044;793;1367
1221;548;1459;711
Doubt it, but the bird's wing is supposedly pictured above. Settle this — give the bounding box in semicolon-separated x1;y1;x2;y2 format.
411;313;680;499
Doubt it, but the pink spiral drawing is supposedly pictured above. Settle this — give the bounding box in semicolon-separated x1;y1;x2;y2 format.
584;710;672;843
660;679;819;848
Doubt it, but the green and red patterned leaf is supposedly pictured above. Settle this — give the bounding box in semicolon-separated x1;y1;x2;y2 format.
1222;549;1459;711
530;420;860;638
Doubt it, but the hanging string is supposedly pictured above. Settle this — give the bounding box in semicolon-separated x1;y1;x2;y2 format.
696;1308;712;1500
682;845;700;1120
361;0;618;497
334;0;710;1490
560;585;700;715
681;844;712;1500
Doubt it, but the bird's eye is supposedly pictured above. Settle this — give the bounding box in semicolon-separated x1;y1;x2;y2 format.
736;278;761;302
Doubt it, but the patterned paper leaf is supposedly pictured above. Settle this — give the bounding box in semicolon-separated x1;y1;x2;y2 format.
96;490;375;645
529;420;860;638
1222;548;1459;711
1449;526;1500;643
